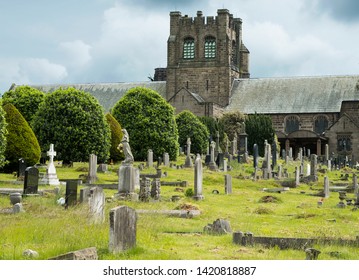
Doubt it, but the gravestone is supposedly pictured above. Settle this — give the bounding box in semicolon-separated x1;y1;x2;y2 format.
139;177;151;202
184;138;193;168
97;163;108;173
223;159;228;172
324;176;330;198
88;154;98;183
147;149;153;168
24;166;39;194
277;165;282;179
310;154;318;181
231;136;237;156
253;144;259;169
271;142;277;168
208;141;218;171
40;144;60;185
216;152;224;170
17;158;26;179
89;187;105;224
193;154;204;200
109;206;137;253
163;153;170;167
325;144;329;163
224;174;232;194
353;174;358;195
65;180;78;207
295;167;300;187
80;187;91;203
150;178;161;200
289;147;293;159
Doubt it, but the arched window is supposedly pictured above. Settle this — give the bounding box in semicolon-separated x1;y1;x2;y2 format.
183;37;195;59
285;115;300;134
204;36;216;59
314;115;329;134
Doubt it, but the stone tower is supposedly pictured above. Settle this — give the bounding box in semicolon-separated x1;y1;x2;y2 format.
166;9;250;117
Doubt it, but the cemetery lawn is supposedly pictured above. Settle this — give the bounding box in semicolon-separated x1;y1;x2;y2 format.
0;157;359;260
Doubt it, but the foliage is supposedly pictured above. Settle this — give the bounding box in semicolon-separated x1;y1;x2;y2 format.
199;116;226;150
2;85;45;124
1;103;40;172
219;111;246;141
32;87;111;164
112;87;179;161
184;188;194;197
105;113;124;163
245;112;275;156
0;102;7;168
176;110;209;155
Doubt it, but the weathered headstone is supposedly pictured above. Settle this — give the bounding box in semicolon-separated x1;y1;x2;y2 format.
24;167;39;194
204;219;232;235
223;159;228;172
271;142;277;168
49;247;98;260
147;149;153;168
88;154;98;183
310;154;318;181
65;180;78;207
224;174;232;194
80;187;91;203
109;206;137;253
139;177;151;202
150;178;161;200
97;163;108;173
40;144;60;185
277;165;282;179
353;174;358;195
193;154;204;200
89;187;105;224
325;144;329;164
231;135;237;156
216;152;224;170
295;167;300;187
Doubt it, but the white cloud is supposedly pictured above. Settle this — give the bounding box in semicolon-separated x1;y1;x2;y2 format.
18;58;68;85
59;40;92;68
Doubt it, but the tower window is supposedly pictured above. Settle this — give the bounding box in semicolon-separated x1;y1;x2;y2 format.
183;38;195;59
204;36;216;59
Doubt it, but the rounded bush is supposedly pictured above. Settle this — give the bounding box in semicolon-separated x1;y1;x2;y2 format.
32;87;111;164
112;87;179;161
105;112;124;163
176;110;209;155
2;103;40;172
2;85;45;124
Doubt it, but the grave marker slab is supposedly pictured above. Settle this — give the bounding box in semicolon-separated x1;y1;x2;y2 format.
89;187;105;224
24;167;39;194
65;180;78;207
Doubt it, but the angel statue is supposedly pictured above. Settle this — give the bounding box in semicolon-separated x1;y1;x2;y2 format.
117;129;134;164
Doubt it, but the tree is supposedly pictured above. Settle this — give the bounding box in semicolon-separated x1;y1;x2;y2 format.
2;85;45;125
32;87;110;164
245;113;275;156
219;111;246;141
112;87;179;161
176;110;209;155
105;112;124;163
199;116;226;150
1;103;41;172
0;101;7;168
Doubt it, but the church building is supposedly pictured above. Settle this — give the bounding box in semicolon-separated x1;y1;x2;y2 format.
9;9;359;163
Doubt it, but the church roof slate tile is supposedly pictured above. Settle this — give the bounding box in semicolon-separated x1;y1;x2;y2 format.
226;75;359;114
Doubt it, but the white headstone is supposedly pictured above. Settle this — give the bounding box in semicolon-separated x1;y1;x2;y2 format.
39;144;60;186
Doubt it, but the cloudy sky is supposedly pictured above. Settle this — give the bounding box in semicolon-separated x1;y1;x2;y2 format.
1;0;359;94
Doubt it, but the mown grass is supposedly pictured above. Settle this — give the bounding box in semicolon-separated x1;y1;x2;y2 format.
0;156;359;260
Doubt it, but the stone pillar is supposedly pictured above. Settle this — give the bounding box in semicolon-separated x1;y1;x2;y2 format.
324;176;330;198
88;154;98;184
193;154;204;200
253;144;259;169
163;152;170;167
325;144;329;162
224;174;232;194
147;149;153;168
295;167;300;187
184;138;193;168
310;154;318;181
353;174;358;195
109;206;137;253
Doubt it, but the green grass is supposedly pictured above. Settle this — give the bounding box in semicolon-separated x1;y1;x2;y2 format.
0;156;359;260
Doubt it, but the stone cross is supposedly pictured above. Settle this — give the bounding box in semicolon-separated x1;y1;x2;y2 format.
47;144;56;165
208;141;218;171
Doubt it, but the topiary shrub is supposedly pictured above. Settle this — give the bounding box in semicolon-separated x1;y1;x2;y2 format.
105;112;124;163
32;87;110;164
1;103;41;172
0;102;7;168
176;110;209;155
2;85;45;125
112;87;179;161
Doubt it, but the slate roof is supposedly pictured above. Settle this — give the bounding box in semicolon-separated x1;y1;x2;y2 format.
27;81;167;112
167;87;206;103
226;75;359;114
